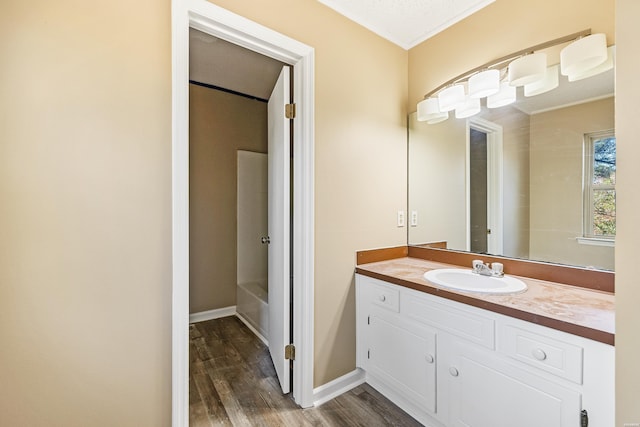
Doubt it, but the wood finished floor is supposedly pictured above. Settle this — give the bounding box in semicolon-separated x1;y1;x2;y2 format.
189;316;423;426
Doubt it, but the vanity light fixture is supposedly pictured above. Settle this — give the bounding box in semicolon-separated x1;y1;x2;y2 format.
487;82;516;108
417;29;613;124
426;112;449;124
508;52;547;86
455;97;481;119
568;45;615;82
417;97;449;124
468;69;500;98
438;84;466;112
561;33;608;79
524;64;559;97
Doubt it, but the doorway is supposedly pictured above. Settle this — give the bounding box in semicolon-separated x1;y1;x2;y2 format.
469;128;488;253
189;28;292;394
172;1;316;425
467;118;503;255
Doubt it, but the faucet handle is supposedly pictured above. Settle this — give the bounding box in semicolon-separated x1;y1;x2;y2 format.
472;259;484;271
491;262;504;275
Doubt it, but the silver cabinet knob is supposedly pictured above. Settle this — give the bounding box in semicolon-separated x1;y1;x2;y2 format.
532;348;547;361
378;295;386;302
449;367;459;377
425;354;435;364
261;236;270;244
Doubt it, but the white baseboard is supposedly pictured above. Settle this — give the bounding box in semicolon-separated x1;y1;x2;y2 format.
312;368;366;407
189;306;236;323
235;313;269;346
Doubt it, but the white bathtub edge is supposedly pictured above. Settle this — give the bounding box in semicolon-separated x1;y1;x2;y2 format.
189;306;237;324
235;313;269;346
312;368;366;407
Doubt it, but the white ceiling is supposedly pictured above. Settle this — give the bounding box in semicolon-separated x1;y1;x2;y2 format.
513;67;614;115
317;0;495;49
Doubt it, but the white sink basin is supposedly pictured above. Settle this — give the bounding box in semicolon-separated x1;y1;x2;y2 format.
423;268;527;295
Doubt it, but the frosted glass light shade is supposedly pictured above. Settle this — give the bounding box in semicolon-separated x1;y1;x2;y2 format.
487;82;516;108
438;84;466;112
568;45;615;82
468;69;500;98
508;53;547;86
561;33;607;78
427;111;449;124
524;64;559;97
417;97;448;124
455;97;481;119
417;97;441;121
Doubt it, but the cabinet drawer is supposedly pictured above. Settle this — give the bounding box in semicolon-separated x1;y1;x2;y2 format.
358;276;400;312
500;325;583;384
402;291;495;349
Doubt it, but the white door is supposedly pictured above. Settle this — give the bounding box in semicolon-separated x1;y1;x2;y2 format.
267;66;291;394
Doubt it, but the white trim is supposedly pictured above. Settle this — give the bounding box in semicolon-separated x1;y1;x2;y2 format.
235;313;269;346
172;1;316;425
189;306;237;324
529;93;614;115
171;1;190;426
312;368;367;407
576;237;615;247
467;118;504;254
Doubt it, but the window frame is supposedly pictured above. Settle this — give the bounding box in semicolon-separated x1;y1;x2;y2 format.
582;129;616;243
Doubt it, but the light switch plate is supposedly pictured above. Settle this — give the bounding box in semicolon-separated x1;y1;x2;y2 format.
397;210;405;227
410;210;418;227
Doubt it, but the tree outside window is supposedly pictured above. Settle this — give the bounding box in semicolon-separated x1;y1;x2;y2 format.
583;131;616;239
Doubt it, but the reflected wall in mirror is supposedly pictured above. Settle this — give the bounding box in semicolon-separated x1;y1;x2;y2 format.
408;65;615;270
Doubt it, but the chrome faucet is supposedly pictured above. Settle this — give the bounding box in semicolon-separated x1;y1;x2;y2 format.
472;260;504;278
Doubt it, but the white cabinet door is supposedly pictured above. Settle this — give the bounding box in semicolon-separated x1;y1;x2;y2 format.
367;308;437;415
446;339;581;427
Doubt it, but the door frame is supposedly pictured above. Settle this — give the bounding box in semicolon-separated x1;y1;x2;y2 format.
171;1;316;425
466;117;503;254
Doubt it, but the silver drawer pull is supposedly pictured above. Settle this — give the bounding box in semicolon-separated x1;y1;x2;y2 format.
379;295;386;302
425;354;434;364
532;348;547;361
449;367;459;377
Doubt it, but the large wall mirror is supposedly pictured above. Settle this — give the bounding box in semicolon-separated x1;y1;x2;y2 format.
408;49;615;271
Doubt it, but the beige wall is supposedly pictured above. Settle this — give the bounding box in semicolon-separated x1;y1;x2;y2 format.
0;0;172;426
408;113;467;248
616;0;640;423
1;1;407;422
189;84;268;314
529;98;614;270
203;0;409;386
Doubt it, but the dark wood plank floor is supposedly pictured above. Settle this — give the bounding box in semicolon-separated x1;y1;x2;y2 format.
189;316;423;426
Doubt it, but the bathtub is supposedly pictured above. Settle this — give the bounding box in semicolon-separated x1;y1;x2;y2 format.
236;281;269;344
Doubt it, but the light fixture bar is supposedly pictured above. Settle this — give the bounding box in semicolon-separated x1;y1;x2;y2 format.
421;29;592;99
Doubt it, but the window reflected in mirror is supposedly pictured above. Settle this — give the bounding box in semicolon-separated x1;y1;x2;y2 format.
408;65;615;271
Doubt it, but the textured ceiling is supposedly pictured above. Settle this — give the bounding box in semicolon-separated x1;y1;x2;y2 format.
317;0;495;49
189;29;285;100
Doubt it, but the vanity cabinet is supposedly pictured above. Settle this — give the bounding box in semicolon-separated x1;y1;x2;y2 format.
358;280;438;418
355;273;614;427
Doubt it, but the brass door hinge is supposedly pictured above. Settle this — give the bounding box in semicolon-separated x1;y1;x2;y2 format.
285;103;296;119
285;344;296;360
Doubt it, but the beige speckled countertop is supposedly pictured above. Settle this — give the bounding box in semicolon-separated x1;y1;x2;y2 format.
355;257;615;345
